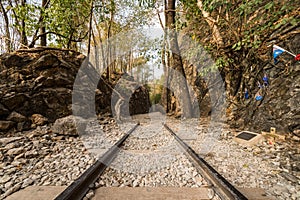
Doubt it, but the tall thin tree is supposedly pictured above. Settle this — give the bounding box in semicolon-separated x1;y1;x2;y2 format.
0;1;12;52
40;0;48;46
164;0;193;118
20;0;28;46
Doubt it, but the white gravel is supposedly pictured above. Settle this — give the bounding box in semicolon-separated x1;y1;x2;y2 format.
1;113;299;200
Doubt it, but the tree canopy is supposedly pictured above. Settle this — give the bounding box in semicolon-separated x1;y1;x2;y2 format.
1;0;299;116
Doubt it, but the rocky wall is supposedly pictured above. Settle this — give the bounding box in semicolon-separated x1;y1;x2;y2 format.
0;48;151;133
228;37;300;134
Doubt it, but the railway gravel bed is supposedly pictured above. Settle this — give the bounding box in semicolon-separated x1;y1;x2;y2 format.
88;116;222;200
97;154;207;188
0;126;96;199
1;113;299;200
167;117;300;200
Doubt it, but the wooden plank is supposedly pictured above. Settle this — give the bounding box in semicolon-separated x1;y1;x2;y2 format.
5;186;66;200
94;187;211;200
238;188;274;200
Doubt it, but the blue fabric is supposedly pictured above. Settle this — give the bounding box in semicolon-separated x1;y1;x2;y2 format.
273;48;285;64
255;95;263;101
263;76;269;86
245;91;249;99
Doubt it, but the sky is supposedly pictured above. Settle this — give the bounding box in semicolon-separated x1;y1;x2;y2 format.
142;11;165;80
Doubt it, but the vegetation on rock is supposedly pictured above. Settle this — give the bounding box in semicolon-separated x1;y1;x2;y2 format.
0;0;299;133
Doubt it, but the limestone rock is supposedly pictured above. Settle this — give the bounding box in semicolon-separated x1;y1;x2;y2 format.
0;121;15;131
0;49;83;125
31;114;48;126
2;93;29;111
0;136;22;145
1;53;32;68
0;48;150;134
17;121;32;131
52;115;87;136
228;59;300;133
7;147;24;156
0;175;11;184
7;111;26;122
24;150;39;158
293;129;300;137
33;53;59;69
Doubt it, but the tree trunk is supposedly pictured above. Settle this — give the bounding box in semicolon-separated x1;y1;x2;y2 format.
197;0;224;47
87;0;93;55
161;36;170;113
21;0;28;46
94;16;106;73
40;0;47;46
105;0;115;81
0;1;12;52
161;0;169;112
164;0;193;118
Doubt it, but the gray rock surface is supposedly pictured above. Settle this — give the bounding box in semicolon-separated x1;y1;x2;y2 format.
0;49;151;133
228;47;300;134
52;115;88;136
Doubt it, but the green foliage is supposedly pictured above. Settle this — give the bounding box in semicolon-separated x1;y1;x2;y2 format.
45;0;91;48
13;3;39;35
179;0;299;73
180;0;201;20
149;81;163;105
2;0;157;51
216;57;233;68
138;0;156;7
150;93;162;104
202;0;233;13
8;0;91;48
198;56;233;77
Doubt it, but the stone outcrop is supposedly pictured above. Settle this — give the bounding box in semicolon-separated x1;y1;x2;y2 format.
0;48;83;126
52;115;87;136
179;34;299;134
229;63;300;133
227;33;300;134
0;47;151;133
95;71;151;117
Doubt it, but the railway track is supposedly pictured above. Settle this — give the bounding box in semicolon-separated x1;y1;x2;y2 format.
55;121;248;200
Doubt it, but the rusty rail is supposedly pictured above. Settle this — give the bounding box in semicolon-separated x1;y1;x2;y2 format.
55;122;140;200
163;123;248;200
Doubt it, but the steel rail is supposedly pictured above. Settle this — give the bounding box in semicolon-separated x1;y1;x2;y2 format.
55;122;140;200
163;123;248;200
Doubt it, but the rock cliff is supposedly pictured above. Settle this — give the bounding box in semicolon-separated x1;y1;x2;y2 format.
0;47;150;133
180;35;299;135
226;35;300;134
